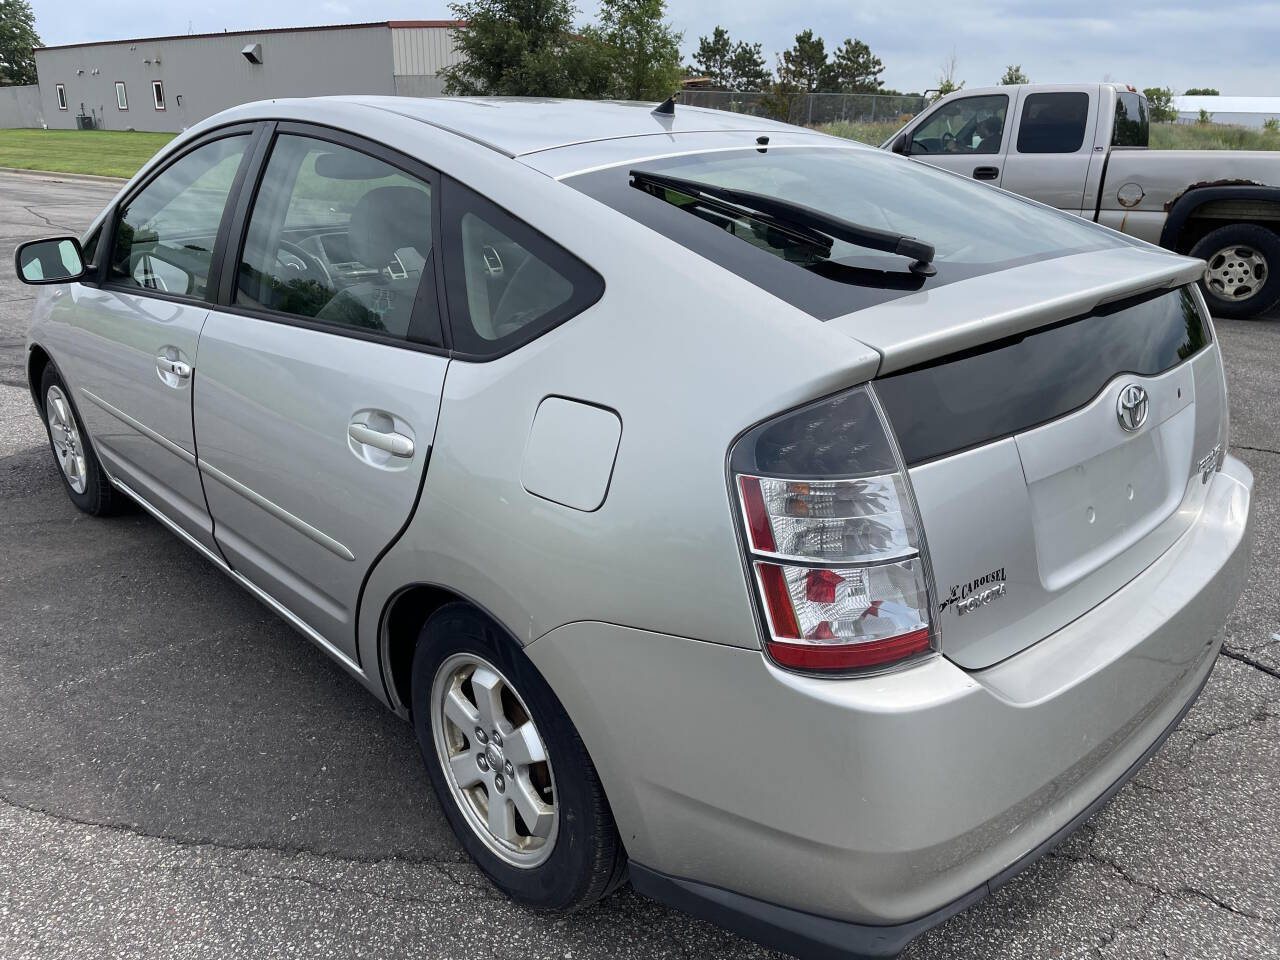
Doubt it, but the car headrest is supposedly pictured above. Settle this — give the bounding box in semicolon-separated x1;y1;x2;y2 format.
348;186;431;271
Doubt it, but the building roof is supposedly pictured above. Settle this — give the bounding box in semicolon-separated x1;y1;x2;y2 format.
337;96;797;158
35;20;464;52
1172;96;1280;114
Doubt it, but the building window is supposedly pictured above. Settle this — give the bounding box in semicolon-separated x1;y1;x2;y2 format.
56;84;67;110
152;81;165;111
115;81;128;110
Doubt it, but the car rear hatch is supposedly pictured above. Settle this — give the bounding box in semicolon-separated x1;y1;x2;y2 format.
828;248;1227;669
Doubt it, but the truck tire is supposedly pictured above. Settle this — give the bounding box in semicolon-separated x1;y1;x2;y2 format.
1190;224;1280;320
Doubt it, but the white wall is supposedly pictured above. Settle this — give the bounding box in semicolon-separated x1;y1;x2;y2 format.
0;84;43;128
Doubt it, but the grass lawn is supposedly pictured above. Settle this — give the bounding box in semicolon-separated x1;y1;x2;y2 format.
0;129;176;179
817;119;1280;151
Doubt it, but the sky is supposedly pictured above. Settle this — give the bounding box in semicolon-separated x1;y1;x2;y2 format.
29;0;1280;97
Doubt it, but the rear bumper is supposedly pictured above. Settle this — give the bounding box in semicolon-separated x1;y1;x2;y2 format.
525;456;1253;954
629;659;1212;959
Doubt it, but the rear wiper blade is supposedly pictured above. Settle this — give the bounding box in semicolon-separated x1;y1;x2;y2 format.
630;168;937;276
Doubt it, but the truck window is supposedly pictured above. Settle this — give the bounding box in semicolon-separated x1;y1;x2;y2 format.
1112;92;1149;148
1016;92;1090;153
910;95;1008;155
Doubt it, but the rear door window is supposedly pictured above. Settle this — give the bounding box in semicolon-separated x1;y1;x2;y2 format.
236;134;437;340
1016;92;1090;153
440;181;603;358
1112;92;1149;147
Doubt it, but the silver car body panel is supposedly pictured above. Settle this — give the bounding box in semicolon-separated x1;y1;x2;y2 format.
192;311;448;661
997;83;1102;214
1098;147;1280;243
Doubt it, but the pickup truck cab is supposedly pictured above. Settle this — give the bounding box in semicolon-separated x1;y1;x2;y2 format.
886;83;1280;318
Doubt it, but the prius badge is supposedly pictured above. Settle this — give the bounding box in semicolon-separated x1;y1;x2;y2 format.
1116;384;1149;432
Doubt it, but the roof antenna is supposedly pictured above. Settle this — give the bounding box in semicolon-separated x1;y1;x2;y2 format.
652;93;677;116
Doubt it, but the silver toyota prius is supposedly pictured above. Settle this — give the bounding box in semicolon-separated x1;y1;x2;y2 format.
15;97;1254;958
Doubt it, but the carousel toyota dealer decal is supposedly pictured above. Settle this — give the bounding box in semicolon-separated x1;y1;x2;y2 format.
940;567;1007;617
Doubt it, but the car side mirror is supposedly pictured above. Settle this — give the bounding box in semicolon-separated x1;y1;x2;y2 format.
891;133;909;156
15;236;86;285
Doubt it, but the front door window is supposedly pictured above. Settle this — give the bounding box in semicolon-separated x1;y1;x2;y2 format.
108;135;249;300
911;95;1009;155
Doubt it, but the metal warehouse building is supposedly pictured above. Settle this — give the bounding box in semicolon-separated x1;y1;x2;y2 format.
34;20;464;133
1172;95;1280;129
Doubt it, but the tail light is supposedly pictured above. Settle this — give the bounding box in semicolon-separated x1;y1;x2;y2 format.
730;386;939;675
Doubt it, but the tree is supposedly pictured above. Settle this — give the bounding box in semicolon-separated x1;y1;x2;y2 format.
829;38;883;93
440;0;611;98
727;41;770;92
1184;87;1219;96
999;64;1028;85
597;0;682;101
0;0;40;86
779;29;830;93
932;52;963;101
760;57;803;122
1143;86;1176;123
1197;107;1213;125
691;25;732;88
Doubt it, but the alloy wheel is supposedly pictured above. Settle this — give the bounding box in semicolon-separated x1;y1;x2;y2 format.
45;384;87;494
430;652;559;868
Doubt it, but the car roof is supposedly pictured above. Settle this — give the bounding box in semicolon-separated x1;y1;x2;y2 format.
312;96;798;159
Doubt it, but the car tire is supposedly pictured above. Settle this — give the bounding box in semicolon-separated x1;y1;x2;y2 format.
411;602;627;911
1190;223;1280;320
39;364;121;516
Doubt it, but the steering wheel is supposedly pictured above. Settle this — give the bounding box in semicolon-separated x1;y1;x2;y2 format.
276;240;331;287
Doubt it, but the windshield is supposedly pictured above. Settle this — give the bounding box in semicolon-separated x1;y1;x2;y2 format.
568;145;1131;318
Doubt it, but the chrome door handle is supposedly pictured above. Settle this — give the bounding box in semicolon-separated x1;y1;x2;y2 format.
348;422;414;458
156;356;192;378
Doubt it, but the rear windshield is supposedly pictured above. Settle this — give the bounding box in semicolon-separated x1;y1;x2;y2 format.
876;286;1211;466
567;145;1130;318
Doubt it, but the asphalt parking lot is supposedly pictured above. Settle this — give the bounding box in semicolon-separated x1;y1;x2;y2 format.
1;168;1277;960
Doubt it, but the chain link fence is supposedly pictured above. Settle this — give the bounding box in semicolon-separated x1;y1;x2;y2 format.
679;91;927;128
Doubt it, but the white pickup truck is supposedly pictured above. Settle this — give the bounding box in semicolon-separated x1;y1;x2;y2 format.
885;83;1280;318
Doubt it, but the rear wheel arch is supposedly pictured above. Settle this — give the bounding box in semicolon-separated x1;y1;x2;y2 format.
1161;185;1280;252
378;583;525;717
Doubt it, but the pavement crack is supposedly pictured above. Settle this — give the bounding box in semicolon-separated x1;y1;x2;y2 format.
0;790;466;870
1176;886;1279;926
20;205;76;232
1084;849;1279;931
1232;444;1280;457
1220;647;1280;681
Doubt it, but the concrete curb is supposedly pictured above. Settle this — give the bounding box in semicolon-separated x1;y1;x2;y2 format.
0;166;127;185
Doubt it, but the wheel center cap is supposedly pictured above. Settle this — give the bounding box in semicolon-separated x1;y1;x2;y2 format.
486;744;503;770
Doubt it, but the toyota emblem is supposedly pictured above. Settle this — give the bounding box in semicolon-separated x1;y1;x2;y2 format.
1116;384;1149;432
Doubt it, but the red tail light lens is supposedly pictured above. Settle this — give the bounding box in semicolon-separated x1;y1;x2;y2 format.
731;386;938;676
